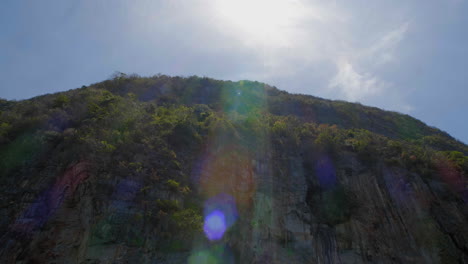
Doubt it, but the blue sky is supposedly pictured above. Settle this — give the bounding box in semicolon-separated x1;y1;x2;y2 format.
1;0;467;143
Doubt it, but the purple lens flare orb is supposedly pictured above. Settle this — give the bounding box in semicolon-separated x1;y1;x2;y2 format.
203;209;227;241
203;193;238;241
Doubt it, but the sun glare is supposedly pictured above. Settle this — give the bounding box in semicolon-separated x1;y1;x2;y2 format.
213;0;311;47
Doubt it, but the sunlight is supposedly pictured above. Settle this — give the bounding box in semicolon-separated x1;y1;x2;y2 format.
213;0;313;47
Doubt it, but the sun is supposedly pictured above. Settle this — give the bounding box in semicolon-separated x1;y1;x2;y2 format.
212;0;311;47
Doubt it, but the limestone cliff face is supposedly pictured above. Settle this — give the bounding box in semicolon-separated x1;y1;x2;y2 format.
1;150;466;263
0;76;467;263
231;151;467;263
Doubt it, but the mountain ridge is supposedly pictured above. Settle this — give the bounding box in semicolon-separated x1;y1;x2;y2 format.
4;73;464;153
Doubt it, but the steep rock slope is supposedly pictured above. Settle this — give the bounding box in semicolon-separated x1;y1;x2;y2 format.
0;74;467;263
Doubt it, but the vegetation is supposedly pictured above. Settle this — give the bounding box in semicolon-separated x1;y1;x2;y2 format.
1;73;465;186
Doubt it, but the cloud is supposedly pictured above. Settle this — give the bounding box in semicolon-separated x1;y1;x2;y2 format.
365;23;409;66
329;59;387;101
326;21;410;107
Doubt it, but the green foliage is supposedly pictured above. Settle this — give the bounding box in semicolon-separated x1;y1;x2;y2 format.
160;239;186;252
443;151;468;171
52;94;70;108
0;75;463;184
100;140;116;153
351;129;378;164
314;124;341;155
171;208;202;233
128;162;143;172
165;179;180;192
272;120;287;135
0;132;44;174
386;140;403;156
0;122;11;143
394;115;425;140
422;134;468;155
127;233;145;247
156;199;180;213
86;90;120;120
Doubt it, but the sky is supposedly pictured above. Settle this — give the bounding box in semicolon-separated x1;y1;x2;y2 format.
1;0;467;143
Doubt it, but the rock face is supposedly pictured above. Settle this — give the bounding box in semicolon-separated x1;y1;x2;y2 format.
1;149;466;263
235;151;467;264
0;76;467;263
0;162;92;263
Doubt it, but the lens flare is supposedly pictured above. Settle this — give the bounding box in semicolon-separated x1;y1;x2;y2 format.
204;210;227;241
203;194;238;241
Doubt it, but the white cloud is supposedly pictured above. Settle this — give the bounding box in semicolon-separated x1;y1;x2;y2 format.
327;22;410;106
365;23;409;66
329;59;387;101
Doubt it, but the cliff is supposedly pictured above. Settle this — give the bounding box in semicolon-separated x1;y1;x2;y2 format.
0;74;466;263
